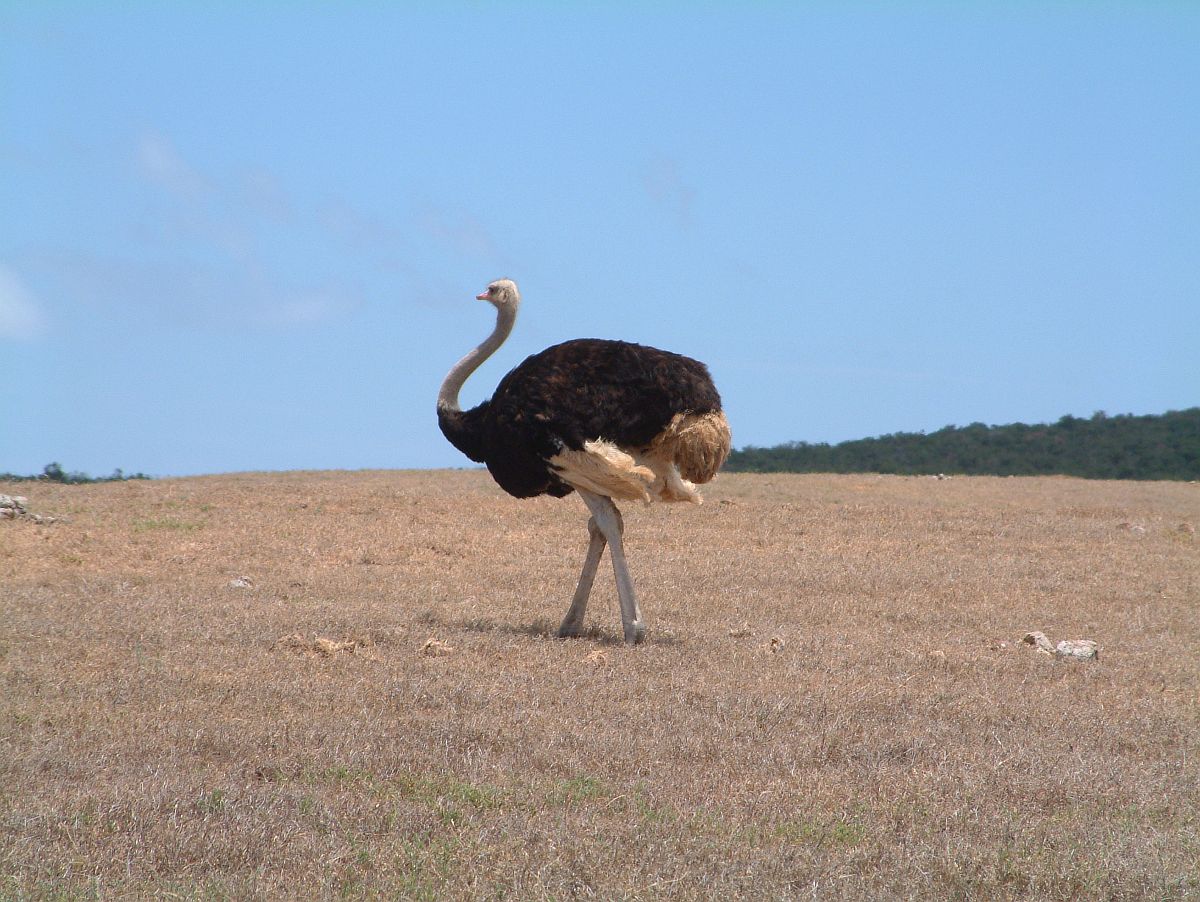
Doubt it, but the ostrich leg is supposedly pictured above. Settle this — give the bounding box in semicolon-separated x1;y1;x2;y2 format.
558;516;605;638
578;489;646;645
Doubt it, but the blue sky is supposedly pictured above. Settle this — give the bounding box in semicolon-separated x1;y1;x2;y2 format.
2;4;1197;477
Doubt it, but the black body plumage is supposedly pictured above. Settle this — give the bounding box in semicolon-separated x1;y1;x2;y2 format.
438;338;723;500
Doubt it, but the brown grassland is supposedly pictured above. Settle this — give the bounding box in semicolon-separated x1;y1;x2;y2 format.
1;470;1198;900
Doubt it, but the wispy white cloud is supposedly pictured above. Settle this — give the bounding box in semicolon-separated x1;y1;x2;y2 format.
641;156;695;228
415;202;501;261
137;129;209;200
238;166;293;221
319;199;400;251
124;128;508;325
316;196;510;302
0;264;46;340
124;128;365;329
258;289;360;327
26;249;363;333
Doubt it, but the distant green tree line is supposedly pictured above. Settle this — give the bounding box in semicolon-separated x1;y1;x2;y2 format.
0;462;151;484
725;408;1200;481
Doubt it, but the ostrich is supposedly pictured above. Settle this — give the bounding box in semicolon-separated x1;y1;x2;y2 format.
436;278;731;645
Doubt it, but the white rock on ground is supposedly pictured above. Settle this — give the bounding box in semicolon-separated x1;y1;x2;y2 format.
0;494;56;523
1022;630;1099;662
1055;639;1100;661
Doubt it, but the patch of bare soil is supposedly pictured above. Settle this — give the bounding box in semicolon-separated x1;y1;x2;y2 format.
2;470;1197;899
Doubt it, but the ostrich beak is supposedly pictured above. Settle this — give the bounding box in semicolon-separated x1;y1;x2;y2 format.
475;291;489;301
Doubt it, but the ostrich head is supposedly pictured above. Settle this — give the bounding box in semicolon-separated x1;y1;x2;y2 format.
477;278;520;311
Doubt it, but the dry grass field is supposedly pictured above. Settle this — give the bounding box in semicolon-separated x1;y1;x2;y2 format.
2;470;1198;900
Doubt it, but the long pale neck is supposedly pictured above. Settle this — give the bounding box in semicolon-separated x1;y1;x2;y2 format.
437;304;517;412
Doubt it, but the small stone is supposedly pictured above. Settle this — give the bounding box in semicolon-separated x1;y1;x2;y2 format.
229;577;254;589
1055;639;1099;662
1021;631;1055;655
728;623;752;638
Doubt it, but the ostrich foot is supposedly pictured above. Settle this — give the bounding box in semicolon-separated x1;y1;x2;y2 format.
558;515;605;639
557;616;586;639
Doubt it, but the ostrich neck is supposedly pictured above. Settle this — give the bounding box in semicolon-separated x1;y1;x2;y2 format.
437;304;517;412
